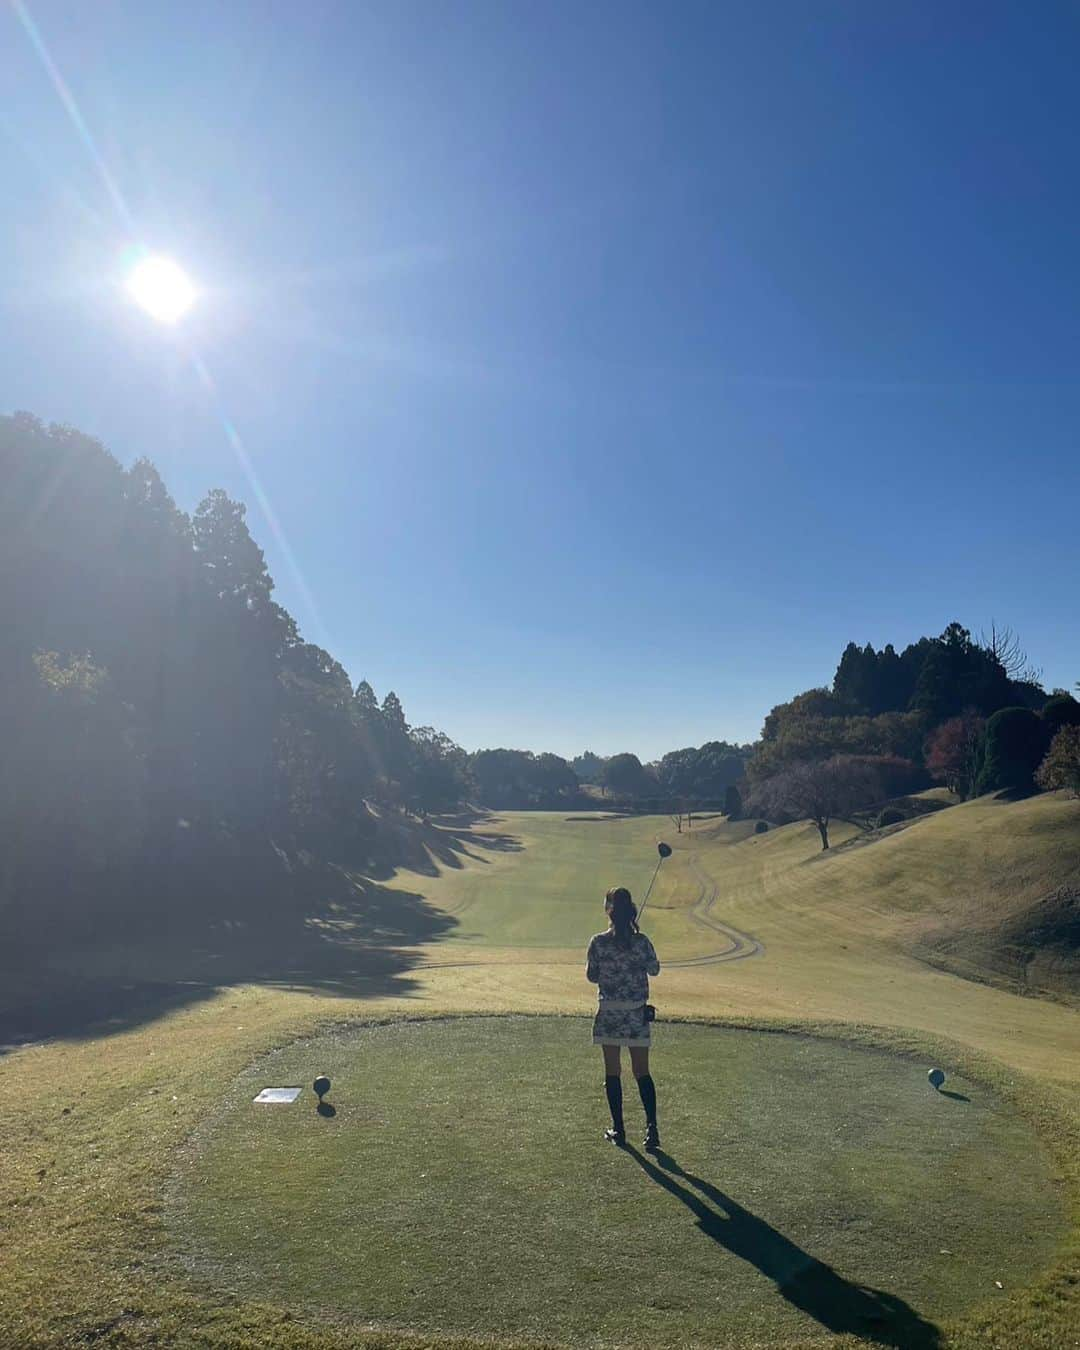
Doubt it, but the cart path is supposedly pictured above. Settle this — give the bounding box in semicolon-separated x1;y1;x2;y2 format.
415;847;764;972
662;852;764;967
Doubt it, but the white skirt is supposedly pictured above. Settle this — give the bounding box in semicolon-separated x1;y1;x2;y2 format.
592;999;651;1047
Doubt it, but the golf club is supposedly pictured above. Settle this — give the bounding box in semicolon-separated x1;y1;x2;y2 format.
637;841;672;918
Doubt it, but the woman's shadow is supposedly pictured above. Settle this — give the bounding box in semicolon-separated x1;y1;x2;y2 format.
627;1147;941;1349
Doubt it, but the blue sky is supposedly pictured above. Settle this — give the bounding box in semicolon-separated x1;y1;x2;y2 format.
4;1;1078;759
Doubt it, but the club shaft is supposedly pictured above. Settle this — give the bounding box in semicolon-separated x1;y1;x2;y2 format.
638;857;664;917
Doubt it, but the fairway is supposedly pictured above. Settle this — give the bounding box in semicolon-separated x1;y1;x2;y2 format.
385;812;762;966
3;803;1079;1350
171;1017;1065;1348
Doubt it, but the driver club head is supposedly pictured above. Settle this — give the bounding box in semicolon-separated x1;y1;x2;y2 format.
657;842;672;858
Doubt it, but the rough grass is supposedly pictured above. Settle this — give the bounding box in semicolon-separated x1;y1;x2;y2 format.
2;796;1079;1348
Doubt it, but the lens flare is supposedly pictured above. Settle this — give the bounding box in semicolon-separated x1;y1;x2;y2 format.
126;255;196;323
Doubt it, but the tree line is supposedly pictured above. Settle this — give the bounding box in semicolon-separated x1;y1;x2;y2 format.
0;414;745;935
3;412;1077;938
742;624;1080;848
0;415;481;931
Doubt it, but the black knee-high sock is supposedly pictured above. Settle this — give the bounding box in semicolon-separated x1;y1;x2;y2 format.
637;1074;657;1127
604;1075;624;1132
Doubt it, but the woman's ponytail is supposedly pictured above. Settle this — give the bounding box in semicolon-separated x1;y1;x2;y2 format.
605;886;639;948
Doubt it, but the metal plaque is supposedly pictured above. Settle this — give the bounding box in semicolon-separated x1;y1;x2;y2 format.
253;1086;302;1104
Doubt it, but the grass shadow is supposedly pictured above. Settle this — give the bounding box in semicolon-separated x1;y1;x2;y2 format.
0;811;527;1054
362;811;524;881
0;864;458;1054
629;1147;941;1348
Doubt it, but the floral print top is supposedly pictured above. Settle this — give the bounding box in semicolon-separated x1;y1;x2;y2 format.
585;930;660;1004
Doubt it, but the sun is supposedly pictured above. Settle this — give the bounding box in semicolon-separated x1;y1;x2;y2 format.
126;254;197;323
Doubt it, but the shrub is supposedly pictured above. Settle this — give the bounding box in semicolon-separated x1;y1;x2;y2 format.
754;820;769;834
975;707;1047;794
1036;726;1080;797
877;807;905;827
1042;694;1080;737
859;755;924;797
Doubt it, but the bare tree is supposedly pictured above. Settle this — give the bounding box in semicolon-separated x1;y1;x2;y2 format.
981;622;1042;684
669;803;683;834
754;756;883;851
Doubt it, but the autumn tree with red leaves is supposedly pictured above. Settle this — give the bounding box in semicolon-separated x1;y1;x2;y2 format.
925;711;985;799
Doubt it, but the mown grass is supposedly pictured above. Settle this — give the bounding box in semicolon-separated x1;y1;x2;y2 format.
2;796;1079;1348
169;1016;1065;1349
390;811;711;958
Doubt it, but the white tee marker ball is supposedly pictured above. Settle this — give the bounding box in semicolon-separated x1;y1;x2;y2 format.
928;1068;946;1089
126;254;197;323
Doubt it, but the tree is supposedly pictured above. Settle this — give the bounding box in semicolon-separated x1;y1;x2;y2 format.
655;742;747;801
276;642;374;845
23;651;146;872
0;412;477;935
377;691;411;799
193;490;277;621
748;709;924;780
534;752;579;803
602;752;651;799
833;642;879;713
976;707;1047;795
1042;693;1080;737
571;751;606;784
410;728;472;813
1036;726;1080;797
833;641;913;716
353;679;380;721
350;679;384;780
909;625;969;723
188;488;290;824
1007;678;1050;710
753;756;883;851
908;623;1013;723
468;748;578;808
380;690;408;737
724;784;742;819
981;622;1040;684
876;644;909;713
924;712;985;799
761;688;848;743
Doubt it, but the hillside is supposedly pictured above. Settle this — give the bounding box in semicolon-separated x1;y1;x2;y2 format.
691;791;1080;1000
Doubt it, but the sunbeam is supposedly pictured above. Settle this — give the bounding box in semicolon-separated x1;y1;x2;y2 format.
189;350;332;652
11;0;133;231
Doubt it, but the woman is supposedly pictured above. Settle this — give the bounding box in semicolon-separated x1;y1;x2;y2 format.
586;886;661;1151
